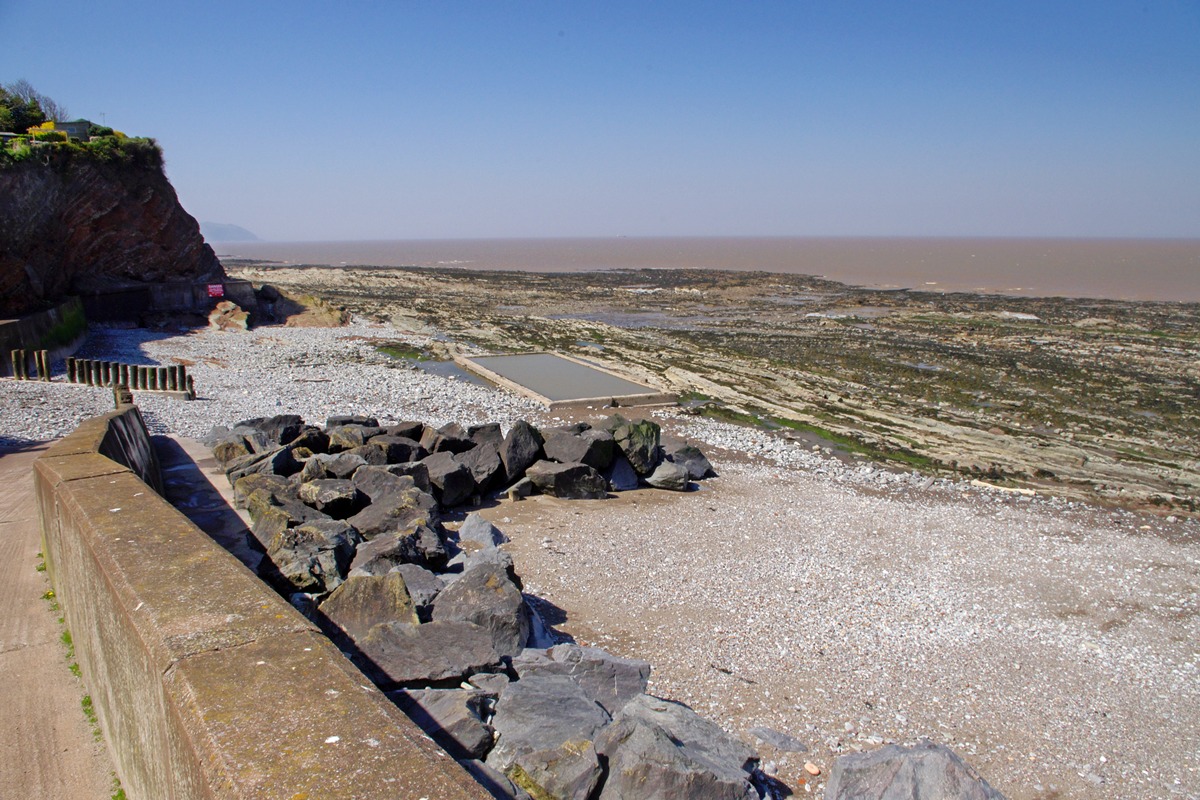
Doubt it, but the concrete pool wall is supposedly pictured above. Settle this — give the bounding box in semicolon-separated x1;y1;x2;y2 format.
455;351;676;409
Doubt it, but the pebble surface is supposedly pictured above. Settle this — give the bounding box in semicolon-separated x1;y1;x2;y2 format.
2;321;1197;800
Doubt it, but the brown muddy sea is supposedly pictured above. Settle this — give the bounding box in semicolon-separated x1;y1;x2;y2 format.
220;236;1200;303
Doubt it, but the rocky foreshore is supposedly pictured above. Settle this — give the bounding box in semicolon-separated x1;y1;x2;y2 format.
210;410;1005;799
2;321;1197;799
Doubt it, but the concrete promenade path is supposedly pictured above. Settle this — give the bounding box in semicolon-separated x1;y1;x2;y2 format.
0;444;116;799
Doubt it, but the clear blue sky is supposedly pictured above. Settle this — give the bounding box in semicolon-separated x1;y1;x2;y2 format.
3;1;1198;241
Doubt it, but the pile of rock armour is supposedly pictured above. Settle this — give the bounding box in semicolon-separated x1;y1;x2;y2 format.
207;413;1004;800
209;413;772;799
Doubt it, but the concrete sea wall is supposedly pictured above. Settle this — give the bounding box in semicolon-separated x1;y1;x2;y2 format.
34;405;488;799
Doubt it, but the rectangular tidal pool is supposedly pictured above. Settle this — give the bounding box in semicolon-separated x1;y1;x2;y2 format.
461;353;661;404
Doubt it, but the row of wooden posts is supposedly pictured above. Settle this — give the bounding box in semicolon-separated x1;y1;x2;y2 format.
7;351;197;400
8;349;51;381
64;357;196;398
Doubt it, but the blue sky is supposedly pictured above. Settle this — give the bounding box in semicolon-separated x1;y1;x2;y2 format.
2;1;1198;240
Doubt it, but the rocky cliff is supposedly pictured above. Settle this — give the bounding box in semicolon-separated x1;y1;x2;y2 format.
0;142;224;317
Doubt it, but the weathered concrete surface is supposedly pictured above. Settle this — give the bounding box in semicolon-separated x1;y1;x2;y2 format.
36;406;490;799
0;443;115;799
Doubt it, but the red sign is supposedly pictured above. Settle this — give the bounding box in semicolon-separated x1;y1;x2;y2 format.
207;284;225;298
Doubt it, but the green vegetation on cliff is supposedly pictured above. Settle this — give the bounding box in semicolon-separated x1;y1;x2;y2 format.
0;134;162;169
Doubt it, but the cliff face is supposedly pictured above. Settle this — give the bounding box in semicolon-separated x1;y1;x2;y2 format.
0;146;224;317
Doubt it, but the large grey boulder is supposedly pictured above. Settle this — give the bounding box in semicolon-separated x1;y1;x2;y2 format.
231;472;292;508
512;644;650;716
487;675;611;800
317;572;418;643
421;422;476;454
236;414;306;447
390;688;495;760
297;478;362;517
300;452;367;482
825;741;1006;800
326;424;368;452
595;694;759;800
665;442;716;480
350;521;447;573
468;422;504;449
384;462;433;493
433;562;530;657
500;421;544;482
525;460;608;500
345;481;438;540
422;451;478;508
225;444;305;481
368;434;425;463
645;460;690;492
390;563;446;619
604;415;662;475
351;467;419;503
245;489;332;552
261;519;361;595
456;442;505;490
345;442;390;466
385;420;426;440
542;428;617;471
356;620;504;687
457;512;509;549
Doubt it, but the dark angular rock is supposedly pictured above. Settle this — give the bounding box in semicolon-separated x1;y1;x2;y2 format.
645;460;690;491
255;414;306;446
345;442;389;466
317;572;418;643
604;414;662;475
288;426;330;454
232;473;292;509
225;445;304;481
511;643;650;716
385;420;427;441
664;442;716;480
345;482;438;541
500;421;544;482
457;512;509;549
390;563;446;619
433;562;530;657
350;522;447;573
261;519;362;595
455;442;505;490
356;620;503;687
326;414;379;429
391;688;495;760
421;422;475;454
595;694;759;800
297;478;362;518
317;452;369;480
468;422;504;449
825;740;1007;800
351;466;418;503
326;425;367;453
525;460;608;499
543;428;616;471
212;435;252;467
603;453;639;492
384;462;433;493
368;434;425;463
486;675;611;799
423;451;478;508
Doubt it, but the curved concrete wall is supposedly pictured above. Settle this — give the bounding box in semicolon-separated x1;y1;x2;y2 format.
35;405;488;800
